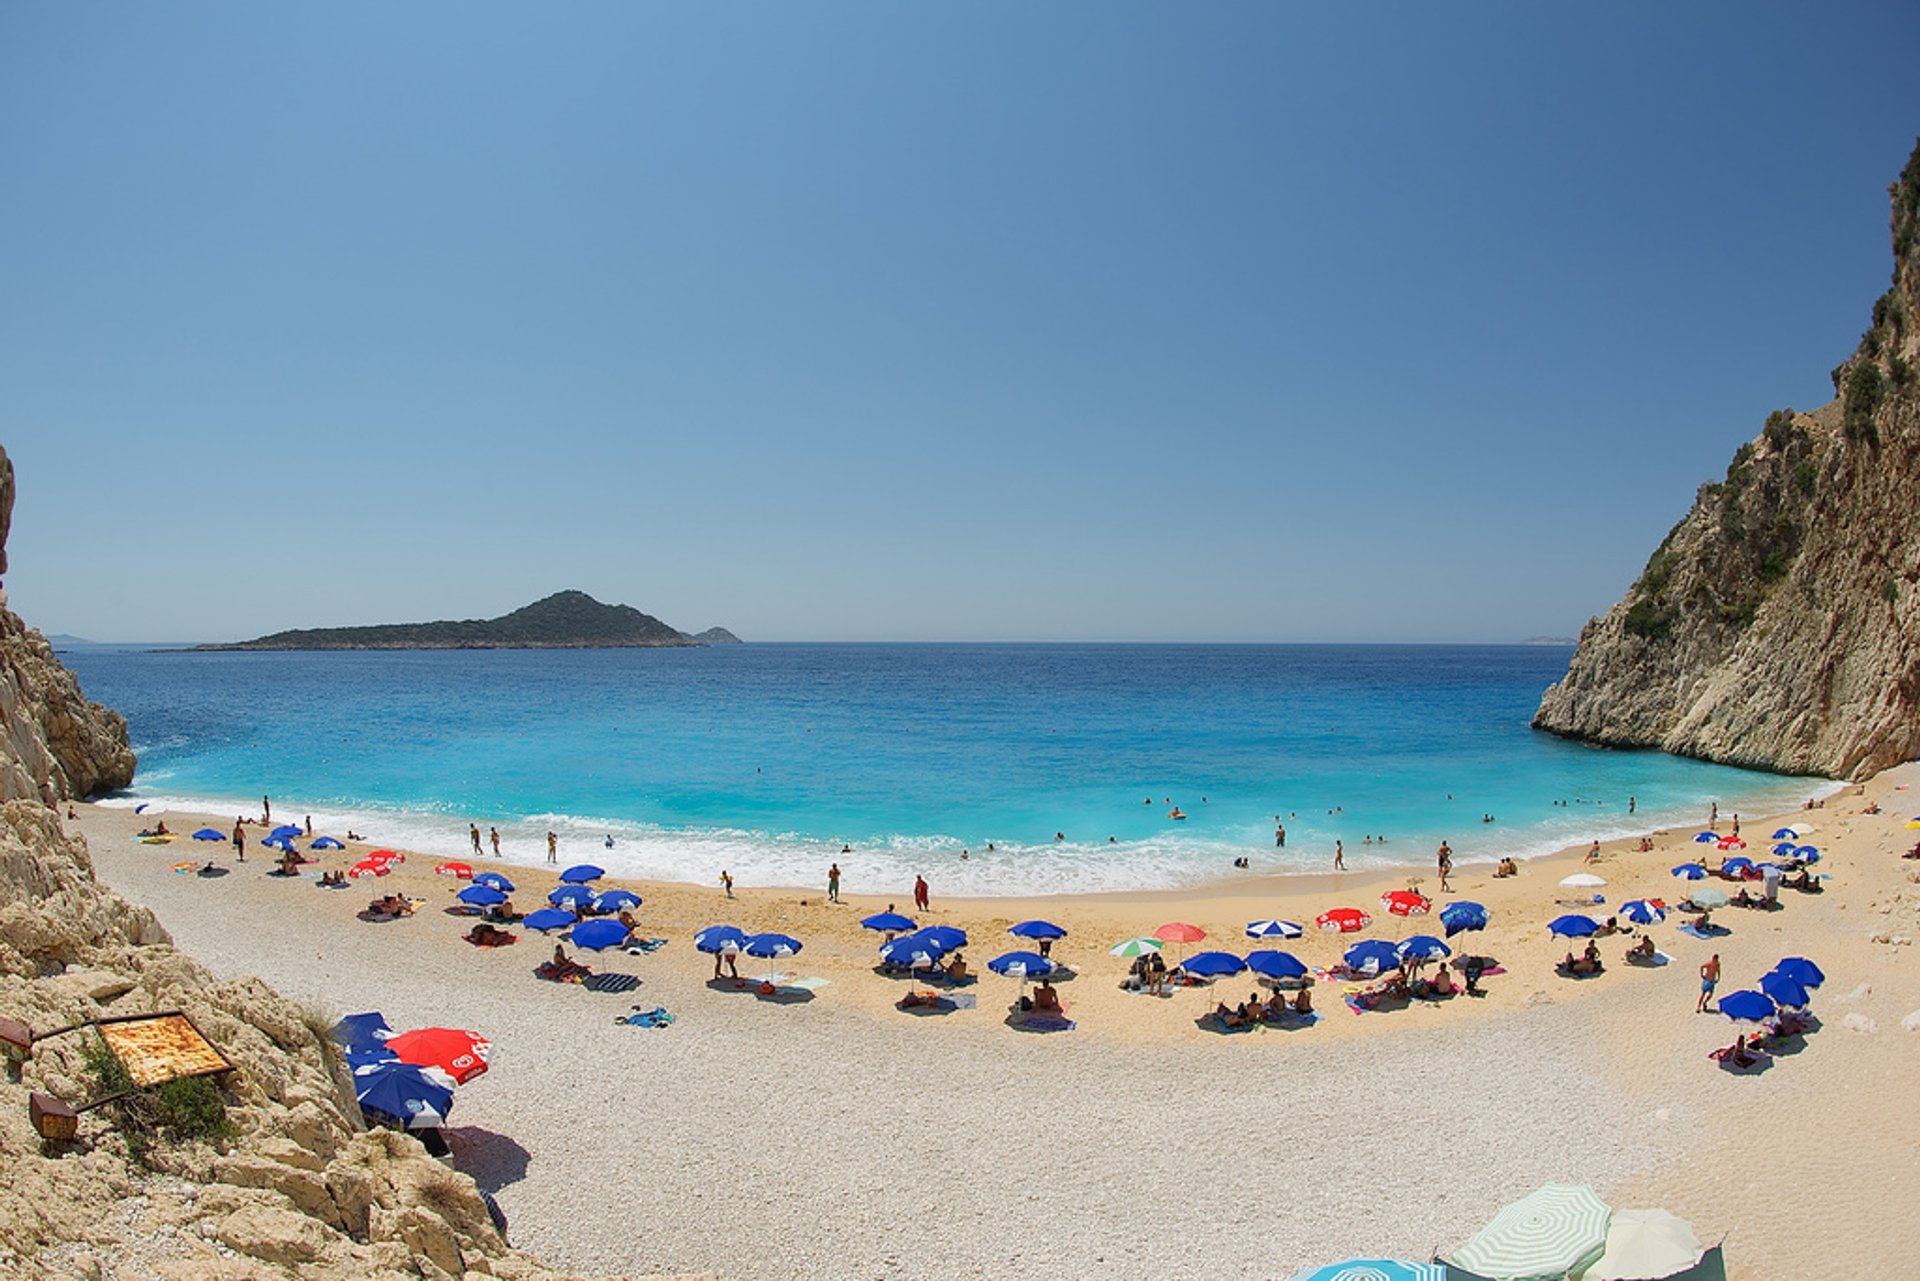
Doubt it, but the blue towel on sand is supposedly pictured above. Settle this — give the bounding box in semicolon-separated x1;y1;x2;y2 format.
622;937;668;954
1678;923;1730;939
619;1007;674;1028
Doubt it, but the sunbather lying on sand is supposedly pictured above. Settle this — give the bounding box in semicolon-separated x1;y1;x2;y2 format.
465;922;516;947
367;894;413;917
1562;942;1603;976
1212;1000;1248;1030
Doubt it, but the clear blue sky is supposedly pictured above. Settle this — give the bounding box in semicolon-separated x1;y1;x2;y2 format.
3;3;1917;643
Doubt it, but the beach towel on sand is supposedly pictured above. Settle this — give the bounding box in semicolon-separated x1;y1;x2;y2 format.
1018;1015;1075;1032
622;937;668;954
618;1006;674;1028
1679;923;1730;940
582;972;641;994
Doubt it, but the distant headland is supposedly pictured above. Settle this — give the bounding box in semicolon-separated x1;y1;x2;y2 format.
195;590;741;651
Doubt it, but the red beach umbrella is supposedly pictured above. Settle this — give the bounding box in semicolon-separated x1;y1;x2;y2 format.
1153;922;1206;944
347;860;388;878
435;862;474;879
368;849;403;864
1717;838;1746;851
386;1027;491;1085
1380;890;1431;917
1317;907;1372;933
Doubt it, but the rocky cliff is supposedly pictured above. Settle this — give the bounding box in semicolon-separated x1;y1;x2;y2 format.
0;449;137;803
0;451;700;1279
1534;140;1920;780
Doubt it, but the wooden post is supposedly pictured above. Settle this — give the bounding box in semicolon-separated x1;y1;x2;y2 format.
29;1092;78;1142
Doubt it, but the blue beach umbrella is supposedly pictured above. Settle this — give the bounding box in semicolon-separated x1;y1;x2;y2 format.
354;1059;455;1131
1718;990;1777;1023
523;908;577;932
1397;935;1451;961
548;885;595;908
269;824;302;841
1246;949;1307;980
1438;902;1488;937
332;1012;393;1054
1179;951;1248;978
1246;919;1305;940
744;932;803;959
1721;856;1755;875
1693;832;1719;844
694;924;748;954
1009;920;1067;941
1771;842;1799;857
191;828;225;842
1772;956;1825;987
988;950;1055;978
1794;845;1821;862
133;802;164;815
917;925;968;952
1620;899;1665;925
1771;827;1800;840
1344;939;1403;975
743;932;803;982
473;872;515;893
558;864;605;884
1759;971;1810;1009
456;884;506;907
859;911;917;934
570;918;631;951
1670;862;1708;880
1549;914;1599;938
880;934;946;968
311;836;345;850
262;835;297;853
592;889;642;913
1288;1262;1444;1281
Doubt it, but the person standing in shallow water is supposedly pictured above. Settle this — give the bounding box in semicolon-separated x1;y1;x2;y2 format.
1333;840;1344;871
913;875;930;912
489;827;500;857
469;823;482;856
546;831;557;864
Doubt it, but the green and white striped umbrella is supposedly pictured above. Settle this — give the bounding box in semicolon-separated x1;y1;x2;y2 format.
1109;937;1164;958
1449;1183;1610;1281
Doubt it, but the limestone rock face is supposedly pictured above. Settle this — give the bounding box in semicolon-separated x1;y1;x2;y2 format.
1535;141;1920;780
0;446;137;802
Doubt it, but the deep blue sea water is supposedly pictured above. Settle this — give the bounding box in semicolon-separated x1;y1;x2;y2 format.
62;643;1833;895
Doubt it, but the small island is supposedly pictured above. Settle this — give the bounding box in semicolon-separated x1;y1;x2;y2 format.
196;590;741;651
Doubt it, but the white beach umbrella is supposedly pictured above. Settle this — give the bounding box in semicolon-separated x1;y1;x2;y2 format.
1449;1183;1611;1281
1559;872;1606;889
1585;1207;1704;1281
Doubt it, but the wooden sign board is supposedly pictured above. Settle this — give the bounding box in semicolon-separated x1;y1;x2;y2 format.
97;1013;231;1087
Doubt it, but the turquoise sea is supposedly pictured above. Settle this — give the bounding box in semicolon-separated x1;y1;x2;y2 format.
63;643;1834;895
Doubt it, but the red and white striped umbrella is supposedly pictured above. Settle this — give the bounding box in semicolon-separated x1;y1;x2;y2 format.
1380;890;1432;917
368;849;403;864
435;861;474;879
347;860;388;878
1317;907;1372;933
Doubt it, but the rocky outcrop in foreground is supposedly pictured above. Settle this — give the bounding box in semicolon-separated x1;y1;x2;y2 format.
0;448;136;803
1535;140;1920;780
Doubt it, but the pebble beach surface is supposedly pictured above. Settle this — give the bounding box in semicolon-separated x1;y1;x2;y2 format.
82;766;1920;1280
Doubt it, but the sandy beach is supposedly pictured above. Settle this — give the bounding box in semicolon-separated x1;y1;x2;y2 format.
76;769;1920;1279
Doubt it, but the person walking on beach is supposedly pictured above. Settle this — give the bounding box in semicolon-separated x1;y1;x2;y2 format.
1731;813;1739;839
1709;801;1718;830
827;862;841;904
262;795;271;823
304;815;312;836
232;819;246;863
546;831;557;865
489;827;500;857
1585;840;1601;865
1697;954;1721;1013
1333;840;1345;871
469;824;482;856
720;869;734;898
913;874;930;912
1437;841;1453;892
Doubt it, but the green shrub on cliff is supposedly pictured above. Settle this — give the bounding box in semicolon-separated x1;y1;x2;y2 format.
1845;361;1885;444
1624;596;1678;640
1763;408;1798;450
